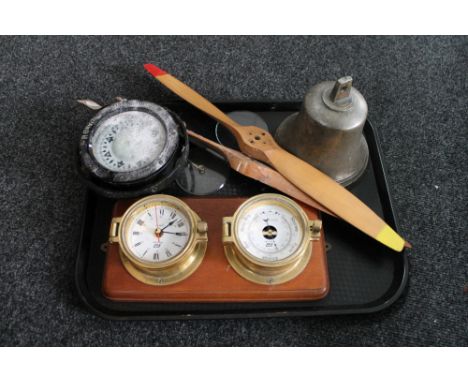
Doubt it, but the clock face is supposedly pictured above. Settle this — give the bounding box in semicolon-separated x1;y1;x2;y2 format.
90;110;167;172
235;203;304;262
124;201;191;264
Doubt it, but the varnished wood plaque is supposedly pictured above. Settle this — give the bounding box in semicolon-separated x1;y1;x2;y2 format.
102;197;329;302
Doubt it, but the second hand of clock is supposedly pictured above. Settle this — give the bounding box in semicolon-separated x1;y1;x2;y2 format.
163;231;186;236
155;206;160;243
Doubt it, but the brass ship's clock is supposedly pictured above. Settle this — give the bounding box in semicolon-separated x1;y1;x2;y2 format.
109;195;208;286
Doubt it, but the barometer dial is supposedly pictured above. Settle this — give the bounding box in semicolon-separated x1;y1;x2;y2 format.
236;203;304;262
223;193;321;285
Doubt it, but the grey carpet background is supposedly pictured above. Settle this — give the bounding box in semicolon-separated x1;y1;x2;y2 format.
0;36;466;346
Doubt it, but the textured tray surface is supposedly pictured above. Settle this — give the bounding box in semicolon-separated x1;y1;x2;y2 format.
75;102;408;319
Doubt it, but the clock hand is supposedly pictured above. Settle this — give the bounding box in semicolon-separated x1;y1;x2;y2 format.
161;219;177;231
163;231;187;236
154;206;160;243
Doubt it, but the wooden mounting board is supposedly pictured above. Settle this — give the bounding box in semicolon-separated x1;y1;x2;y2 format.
102;197;329;302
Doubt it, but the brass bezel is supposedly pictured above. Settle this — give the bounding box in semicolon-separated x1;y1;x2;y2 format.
108;194;208;286
222;193;321;285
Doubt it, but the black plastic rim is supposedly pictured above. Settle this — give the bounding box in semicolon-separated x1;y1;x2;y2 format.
79;100;181;183
76;104;189;199
74;101;409;320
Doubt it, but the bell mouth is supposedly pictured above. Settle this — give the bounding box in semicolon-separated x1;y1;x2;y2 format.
274;112;299;153
334;136;369;187
275;113;369;187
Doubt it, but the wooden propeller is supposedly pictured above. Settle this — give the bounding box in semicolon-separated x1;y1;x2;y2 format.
144;64;409;252
187;129;337;217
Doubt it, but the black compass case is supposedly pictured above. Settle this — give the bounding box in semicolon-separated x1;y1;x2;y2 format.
76;100;189;199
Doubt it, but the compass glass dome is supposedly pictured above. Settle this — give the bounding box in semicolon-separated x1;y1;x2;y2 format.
90;110;167;173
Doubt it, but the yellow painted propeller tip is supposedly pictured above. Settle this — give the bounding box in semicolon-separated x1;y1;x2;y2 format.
376;226;408;252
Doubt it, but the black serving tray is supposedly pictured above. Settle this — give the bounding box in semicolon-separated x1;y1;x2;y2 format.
75;102;409;320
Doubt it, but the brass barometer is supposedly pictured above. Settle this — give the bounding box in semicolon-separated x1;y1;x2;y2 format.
108;195;207;286
222;194;322;285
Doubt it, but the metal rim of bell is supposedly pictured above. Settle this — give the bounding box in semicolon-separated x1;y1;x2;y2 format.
275;112;369;187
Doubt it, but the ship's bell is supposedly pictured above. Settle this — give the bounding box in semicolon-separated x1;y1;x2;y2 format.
275;76;369;186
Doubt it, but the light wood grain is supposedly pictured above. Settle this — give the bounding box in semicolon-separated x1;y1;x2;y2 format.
188;130;337;217
144;64;407;252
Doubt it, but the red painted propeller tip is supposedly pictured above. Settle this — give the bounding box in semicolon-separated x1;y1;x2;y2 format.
144;63;167;77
